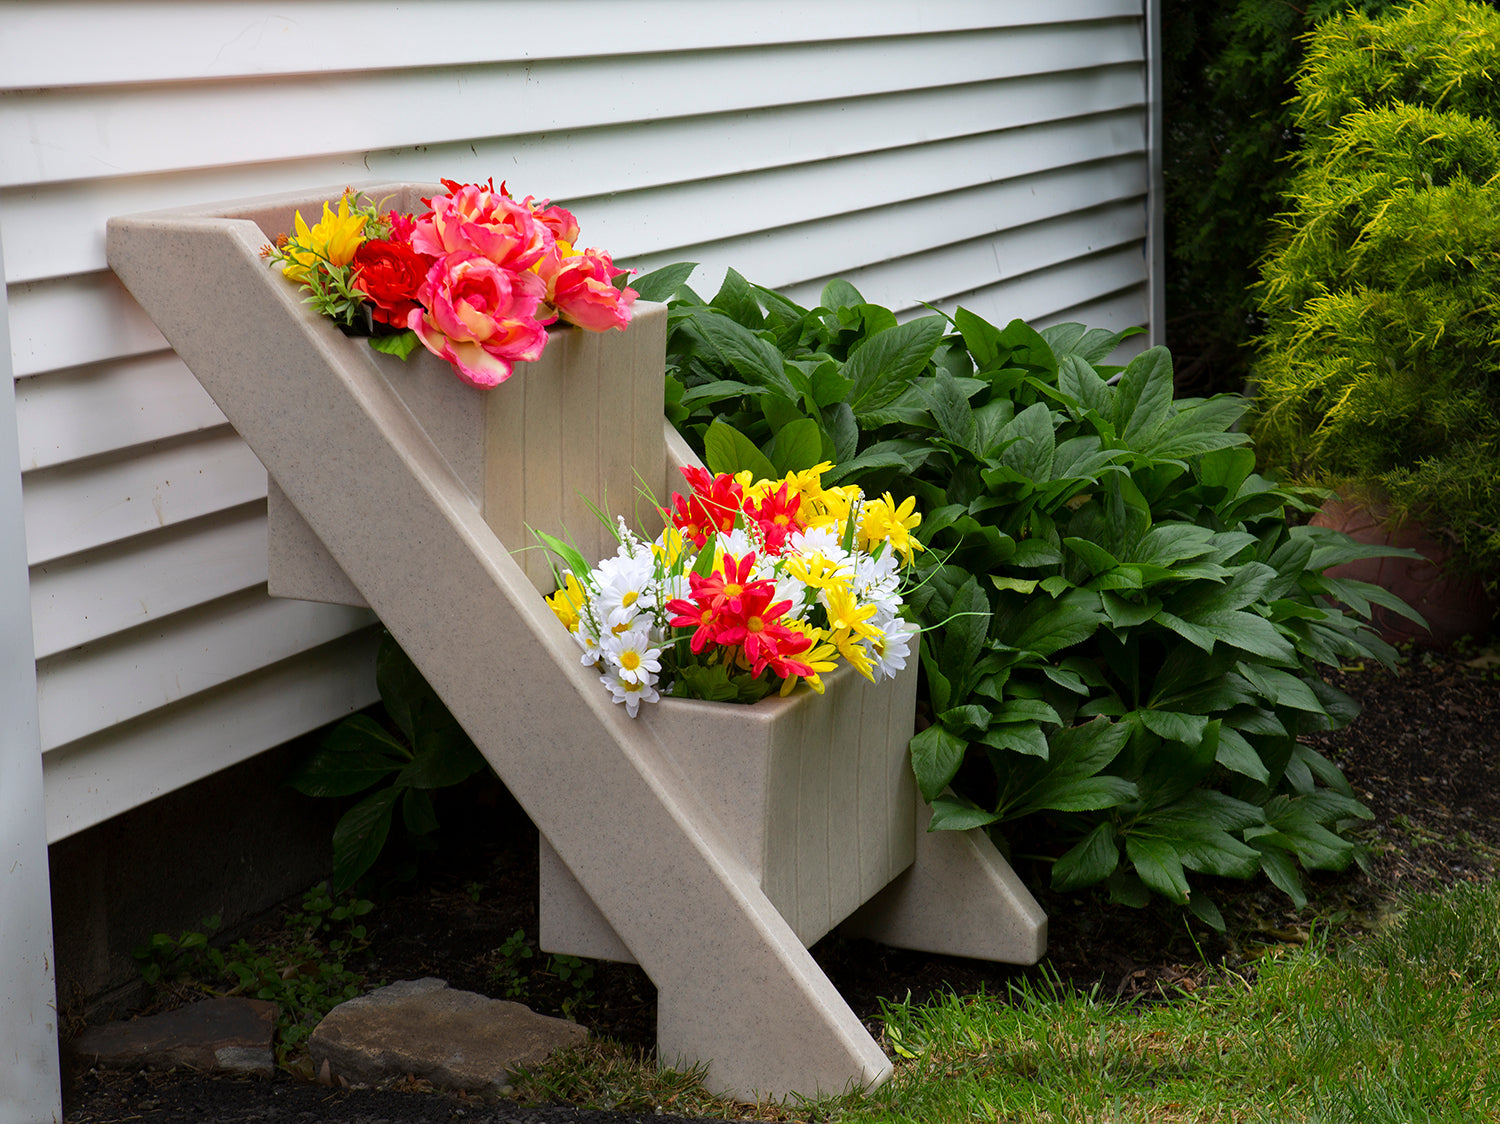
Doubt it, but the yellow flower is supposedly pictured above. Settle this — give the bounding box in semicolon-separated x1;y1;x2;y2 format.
859;492;924;567
786;551;846;591
546;571;587;634
652;525;687;569
778;621;840;696
281;192;368;283
822;582;880;681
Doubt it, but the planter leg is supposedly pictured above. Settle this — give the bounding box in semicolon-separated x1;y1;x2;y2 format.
843;796;1046;964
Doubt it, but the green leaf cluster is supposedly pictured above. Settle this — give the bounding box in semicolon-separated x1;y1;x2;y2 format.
285;632;489;892
131;886;375;1064
661;266;1413;923
1251;0;1500;579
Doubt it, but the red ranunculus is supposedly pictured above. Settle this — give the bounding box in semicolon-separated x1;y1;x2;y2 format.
351;239;428;326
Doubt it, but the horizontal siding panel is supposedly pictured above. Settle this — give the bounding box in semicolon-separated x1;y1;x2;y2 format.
0;24;1144;187
5;67;1145;284
35;589;375;752
941;245;1150;329
578;110;1146;265
42;628;380;843
12;110;1145;380
22;428;266;566
15;351;224;469
30;503;267;659
1;2;1139;89
657;157;1146;308
9;271;165;378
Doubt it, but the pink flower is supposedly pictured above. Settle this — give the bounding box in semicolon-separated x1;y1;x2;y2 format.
539;246;637;332
409;252;549;388
411;181;547;272
523;196;581;246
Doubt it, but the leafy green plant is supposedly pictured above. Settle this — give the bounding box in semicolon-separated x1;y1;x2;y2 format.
132;886;375;1063
489;930;597;1018
286;631;489;891
1251;0;1500;580
654;265;1415;924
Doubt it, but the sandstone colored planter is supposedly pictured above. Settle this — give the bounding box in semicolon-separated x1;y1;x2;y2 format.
540;659;919;963
106;184;1046;1099
1311;496;1496;648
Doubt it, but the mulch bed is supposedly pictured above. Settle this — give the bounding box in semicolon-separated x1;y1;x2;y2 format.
61;640;1500;1123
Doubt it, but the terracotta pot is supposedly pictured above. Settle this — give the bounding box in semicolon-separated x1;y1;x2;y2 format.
1310;497;1496;647
538;658;920;961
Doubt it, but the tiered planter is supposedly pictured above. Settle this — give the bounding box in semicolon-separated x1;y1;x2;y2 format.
106;184;1045;1099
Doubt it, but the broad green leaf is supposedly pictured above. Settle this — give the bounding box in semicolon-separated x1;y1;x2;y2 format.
1041;775;1139;812
1215;727;1271;784
375;633;426;745
996;319;1058;376
711;267;765;328
1058;353;1113;416
978;722;1049;758
685;310;796;398
1125;834;1190;903
330;787;400;892
928;794;1000;832
1188;895;1226;931
704;419;777;480
1112;346;1175;446
1007;593;1105;656
678;380;768;409
1193;609;1298;664
992;575;1040;595
940;576;991;698
770;417;824;474
926;368;979;453
1251;840;1307;908
998;401;1056;480
955;306;1002;370
823;402;859;464
847;317;946;417
993;698;1063;727
1234;663;1326;713
398;727;486;789
286;716;407;797
1135;709;1209;745
1051;822;1120;891
630;261;698;302
821;278;864;312
1128;524;1217;567
1102;591;1162;628
401;786;440;835
910;723;969;803
1063;537;1120;577
368;331;421;359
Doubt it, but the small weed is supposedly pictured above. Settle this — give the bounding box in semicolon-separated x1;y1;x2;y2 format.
489;931;597;1017
132;885;376;1064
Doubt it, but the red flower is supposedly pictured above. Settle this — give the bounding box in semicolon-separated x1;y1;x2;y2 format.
351;239;428;326
746;482;804;555
709;582;811;677
669;467;744;548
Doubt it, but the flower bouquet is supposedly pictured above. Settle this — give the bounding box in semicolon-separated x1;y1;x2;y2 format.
540;464;924;716
262;178;636;388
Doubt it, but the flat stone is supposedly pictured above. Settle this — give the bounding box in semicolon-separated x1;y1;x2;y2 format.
70;997;276;1077
308;977;587;1093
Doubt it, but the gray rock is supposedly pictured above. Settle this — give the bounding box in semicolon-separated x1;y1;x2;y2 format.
70;997;276;1077
309;977;587;1093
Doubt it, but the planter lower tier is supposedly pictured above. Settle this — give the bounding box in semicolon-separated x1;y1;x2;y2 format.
541;660;919;962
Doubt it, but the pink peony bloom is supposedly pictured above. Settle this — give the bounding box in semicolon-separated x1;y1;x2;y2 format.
539;246;637;332
409;252;549;388
523;196;581;246
411;182;547;272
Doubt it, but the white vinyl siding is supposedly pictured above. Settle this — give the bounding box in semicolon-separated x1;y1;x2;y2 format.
2;0;1154;843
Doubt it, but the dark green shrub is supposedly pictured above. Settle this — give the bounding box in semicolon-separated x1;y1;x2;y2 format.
1250;0;1500;578
1161;0;1397;395
650;264;1412;925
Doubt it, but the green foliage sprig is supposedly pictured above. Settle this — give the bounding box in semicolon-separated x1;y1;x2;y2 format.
652;263;1416;925
287;632;489;891
132;886;374;1063
1251;0;1500;579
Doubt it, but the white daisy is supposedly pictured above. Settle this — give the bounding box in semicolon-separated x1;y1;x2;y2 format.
601;627;662;686
600;666;660;717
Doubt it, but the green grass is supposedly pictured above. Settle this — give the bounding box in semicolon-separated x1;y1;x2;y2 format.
513;880;1500;1123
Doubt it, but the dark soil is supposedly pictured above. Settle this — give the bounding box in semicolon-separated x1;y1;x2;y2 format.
61;642;1500;1124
